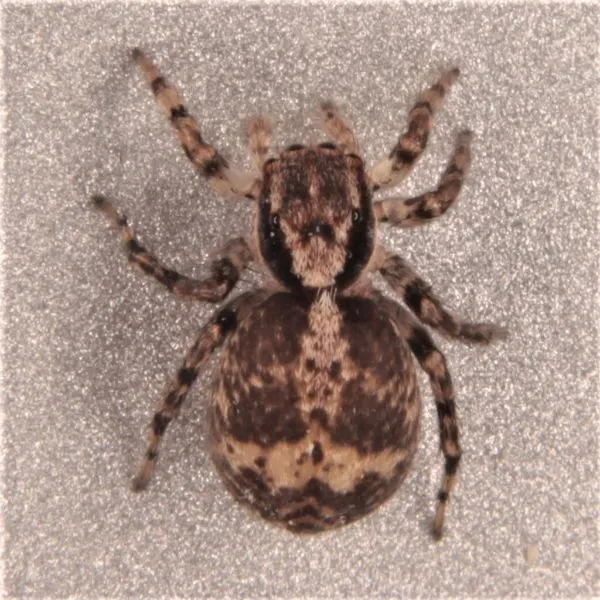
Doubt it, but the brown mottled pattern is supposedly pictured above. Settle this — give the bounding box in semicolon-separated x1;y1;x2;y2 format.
216;293;309;447
331;297;419;454
94;54;507;538
258;148;373;290
211;451;412;532
211;292;420;532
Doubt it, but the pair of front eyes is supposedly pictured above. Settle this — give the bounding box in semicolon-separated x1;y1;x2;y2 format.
267;209;362;232
259;196;374;290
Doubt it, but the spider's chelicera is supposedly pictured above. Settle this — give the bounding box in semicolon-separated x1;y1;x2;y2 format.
93;48;506;540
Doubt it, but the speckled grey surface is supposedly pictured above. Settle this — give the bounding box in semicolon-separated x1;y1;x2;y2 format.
2;2;598;598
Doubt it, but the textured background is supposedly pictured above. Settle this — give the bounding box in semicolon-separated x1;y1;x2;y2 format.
2;2;598;598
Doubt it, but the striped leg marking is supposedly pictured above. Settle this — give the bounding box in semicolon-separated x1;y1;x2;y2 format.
374;130;472;226
369;68;460;190
379;251;508;344
319;100;359;154
131;305;239;491
92;195;252;301
132;48;258;199
406;324;460;540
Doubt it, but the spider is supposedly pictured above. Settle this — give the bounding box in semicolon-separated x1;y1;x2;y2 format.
93;48;506;540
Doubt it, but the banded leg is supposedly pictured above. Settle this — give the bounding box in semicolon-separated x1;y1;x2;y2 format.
374;130;472;226
319;101;359;154
132;302;240;490
369;68;460;190
408;321;461;539
378;250;507;343
378;295;461;539
92;195;252;301
132;48;258;199
246;115;273;171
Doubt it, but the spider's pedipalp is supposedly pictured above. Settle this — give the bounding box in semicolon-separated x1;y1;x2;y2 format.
132;48;258;200
378;250;508;344
246;115;273;171
319;100;359;154
369;68;460;191
374;130;473;226
92;195;253;301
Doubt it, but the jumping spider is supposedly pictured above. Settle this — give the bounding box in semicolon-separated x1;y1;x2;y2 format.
93;48;506;539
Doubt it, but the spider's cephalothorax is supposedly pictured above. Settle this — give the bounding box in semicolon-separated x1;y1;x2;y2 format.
258;146;375;293
93;49;507;540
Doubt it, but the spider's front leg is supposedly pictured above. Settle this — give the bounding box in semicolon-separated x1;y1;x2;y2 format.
131;295;252;491
374;248;507;344
92;195;252;302
132;48;259;200
369;68;460;191
374;130;472;227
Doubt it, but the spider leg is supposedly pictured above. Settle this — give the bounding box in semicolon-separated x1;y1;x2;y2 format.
246;115;273;171
374;131;472;226
375;249;507;344
131;300;243;491
377;294;461;540
319;100;359;154
405;318;461;540
369;68;460;191
92;195;252;302
132;48;259;200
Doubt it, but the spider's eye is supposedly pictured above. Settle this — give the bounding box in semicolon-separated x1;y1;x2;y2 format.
270;213;280;228
352;209;361;223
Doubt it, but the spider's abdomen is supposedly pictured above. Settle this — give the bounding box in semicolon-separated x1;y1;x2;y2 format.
210;291;421;532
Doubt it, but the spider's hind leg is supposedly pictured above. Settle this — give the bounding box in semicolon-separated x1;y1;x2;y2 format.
132;48;257;199
379;295;461;540
406;323;461;540
131;302;241;491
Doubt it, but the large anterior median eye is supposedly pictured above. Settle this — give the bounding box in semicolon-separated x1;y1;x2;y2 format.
352;209;361;223
270;213;280;228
